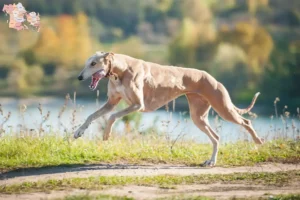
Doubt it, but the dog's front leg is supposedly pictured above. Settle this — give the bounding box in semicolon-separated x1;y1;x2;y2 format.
74;101;116;139
103;104;144;140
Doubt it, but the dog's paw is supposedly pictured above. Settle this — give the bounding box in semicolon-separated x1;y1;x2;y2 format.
74;128;85;139
200;159;216;167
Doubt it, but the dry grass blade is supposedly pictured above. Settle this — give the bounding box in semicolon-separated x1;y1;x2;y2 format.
39;109;51;134
58;94;70;133
38;103;43;115
0;104;3;116
0;111;11;136
274;97;280;119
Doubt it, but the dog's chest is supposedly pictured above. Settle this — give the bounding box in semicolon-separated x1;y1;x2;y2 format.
112;78;123;92
115;84;125;93
111;78;132;104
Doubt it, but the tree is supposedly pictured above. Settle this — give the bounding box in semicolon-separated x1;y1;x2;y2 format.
33;26;59;63
169;18;198;66
182;0;212;26
219;23;273;76
26;65;44;86
169;1;217;67
33;13;94;69
112;37;145;58
247;0;269;15
74;12;93;66
56;15;77;66
7;59;28;93
260;39;300;107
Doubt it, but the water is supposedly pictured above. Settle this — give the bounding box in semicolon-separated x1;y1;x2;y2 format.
0;97;298;143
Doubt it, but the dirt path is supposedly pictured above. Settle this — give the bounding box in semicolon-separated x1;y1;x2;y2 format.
1;163;300;200
0;163;299;186
0;183;299;200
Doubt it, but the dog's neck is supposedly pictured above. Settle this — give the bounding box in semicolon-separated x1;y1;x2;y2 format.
106;57;125;80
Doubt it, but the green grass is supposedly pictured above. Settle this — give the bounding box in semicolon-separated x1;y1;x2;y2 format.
60;194;213;200
56;194;300;200
268;194;300;200
157;196;214;200
160;195;300;200
1;170;299;194
58;194;134;200
0;136;299;171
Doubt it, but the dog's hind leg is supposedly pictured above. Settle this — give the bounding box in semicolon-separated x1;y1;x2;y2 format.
229;115;264;144
206;83;263;145
220;111;263;144
241;118;264;144
186;93;219;167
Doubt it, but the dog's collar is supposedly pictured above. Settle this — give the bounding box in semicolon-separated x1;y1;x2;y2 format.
105;60;117;80
105;68;112;78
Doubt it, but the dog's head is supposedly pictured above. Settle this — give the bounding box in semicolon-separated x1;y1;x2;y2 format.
77;51;114;90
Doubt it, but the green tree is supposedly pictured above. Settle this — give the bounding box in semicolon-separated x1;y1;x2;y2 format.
169;0;217;67
33;26;60;63
26;65;44;86
74;12;93;66
7;59;28;94
219;23;273;76
56;15;77;66
260;39;300;107
169;18;198;66
112;37;145;58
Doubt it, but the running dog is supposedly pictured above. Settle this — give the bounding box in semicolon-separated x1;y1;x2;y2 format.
74;52;263;166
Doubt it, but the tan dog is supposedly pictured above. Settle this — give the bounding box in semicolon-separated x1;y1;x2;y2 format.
75;52;263;166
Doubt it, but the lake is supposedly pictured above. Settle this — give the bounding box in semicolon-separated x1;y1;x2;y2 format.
0;97;298;143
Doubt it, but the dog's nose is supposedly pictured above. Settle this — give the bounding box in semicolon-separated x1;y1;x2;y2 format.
78;75;83;81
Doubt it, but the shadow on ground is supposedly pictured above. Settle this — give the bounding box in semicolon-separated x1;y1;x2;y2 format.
0;164;204;180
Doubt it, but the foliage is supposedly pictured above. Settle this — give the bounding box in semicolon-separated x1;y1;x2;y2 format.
259;37;300;105
7;59;29;94
111;37;145;58
219;23;274;75
26;65;44;86
33;13;94;69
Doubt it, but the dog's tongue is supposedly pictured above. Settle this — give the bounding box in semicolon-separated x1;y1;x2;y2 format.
89;70;105;90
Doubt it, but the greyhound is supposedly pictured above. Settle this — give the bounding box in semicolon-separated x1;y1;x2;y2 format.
74;51;263;166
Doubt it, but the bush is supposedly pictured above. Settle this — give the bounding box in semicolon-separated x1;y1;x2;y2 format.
7;59;29;93
26;65;44;86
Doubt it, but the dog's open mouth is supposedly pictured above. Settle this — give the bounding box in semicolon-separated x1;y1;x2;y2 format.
89;70;106;90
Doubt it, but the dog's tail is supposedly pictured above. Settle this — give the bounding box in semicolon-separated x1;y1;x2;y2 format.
234;92;260;115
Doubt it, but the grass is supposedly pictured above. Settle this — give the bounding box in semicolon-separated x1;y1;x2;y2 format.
56;194;300;200
60;194;213;200
159;195;300;200
58;194;134;200
267;194;300;200
0;135;299;171
156;196;214;200
1;170;299;194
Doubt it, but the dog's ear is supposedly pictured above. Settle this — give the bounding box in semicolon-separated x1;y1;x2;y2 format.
103;52;114;64
95;51;105;56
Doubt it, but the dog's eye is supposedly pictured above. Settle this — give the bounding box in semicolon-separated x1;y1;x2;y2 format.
91;62;96;66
